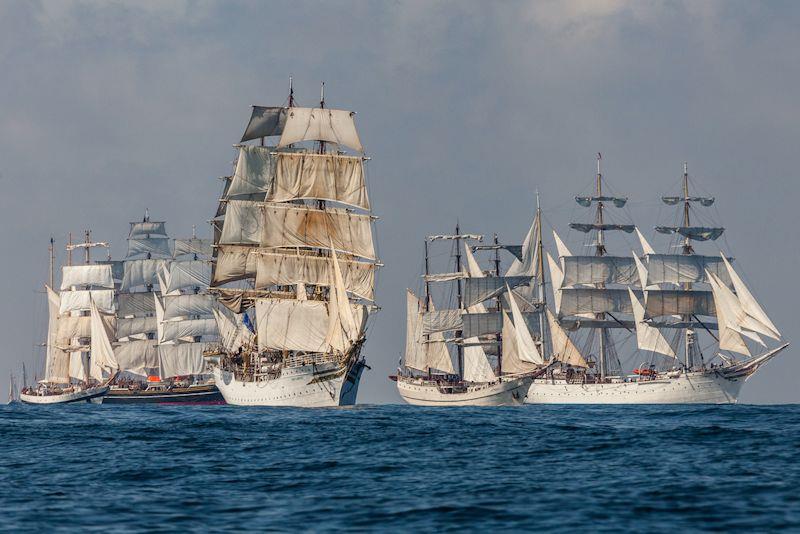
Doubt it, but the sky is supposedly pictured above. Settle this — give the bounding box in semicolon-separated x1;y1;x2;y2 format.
1;0;798;403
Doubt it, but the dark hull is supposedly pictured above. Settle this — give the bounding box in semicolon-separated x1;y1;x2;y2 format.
103;385;225;405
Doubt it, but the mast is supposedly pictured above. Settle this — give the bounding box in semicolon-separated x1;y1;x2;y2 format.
535;192;548;361
493;233;502;376
84;230;91;264
682;162;695;369
595;153;607;380
67;233;73;266
48;237;55;289
288;76;295;107
454;222;464;379
424;239;431;311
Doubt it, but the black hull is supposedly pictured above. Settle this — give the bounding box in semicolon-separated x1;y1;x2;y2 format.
103;386;225;405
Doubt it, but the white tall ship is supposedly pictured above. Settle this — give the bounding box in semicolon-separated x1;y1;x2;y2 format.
21;235;116;404
210;82;378;407
394;212;569;406
526;156;788;404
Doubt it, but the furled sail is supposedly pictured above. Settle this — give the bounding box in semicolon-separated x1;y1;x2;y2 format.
254;251;375;300
545;308;588;367
720;255;780;338
60;265;114;290
627;288;676;357
423;272;467;282
654;226;724;241
158;342;209;379
261;204;376;260
278;107;364;153
662;196;714;206
271;153;369;210
561;256;637;287
219;200;263;245
241;106;287;142
121;259;167;290
227;145;275;198
569;223;635;233
59;290;115;315
576;195;628;208
164;260;212;293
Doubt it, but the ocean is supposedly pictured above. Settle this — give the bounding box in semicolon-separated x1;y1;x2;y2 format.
2;404;798;532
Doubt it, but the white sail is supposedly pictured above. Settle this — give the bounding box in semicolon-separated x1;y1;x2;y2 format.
57;315;116;342
645;254;730;286
506;284;543;364
644;289;715;318
44;286;69;383
212;245;258;285
506;215;537;277
121;259;168;291
60;264;114;290
59;290;115;315
117;292;156;317
227;145;275;197
256;299;338;353
559;287;633;316
635;227;656;255
158;342;208;379
331;247;358;343
218;200;263;245
261;204;376;260
254;251;375;300
404;290;427;371
545;308;589;367
633;253;651;289
240;106;287;142
627;288;676;358
464;242;485;278
501;311;541;374
462;342;497;383
707;272;770;344
278;107;364;153
547;252;564;313
130;221;167;238
69;351;89;382
161;294;215;322
173;238;213;258
553;230;572;257
707;273;751;356
271;153;369;210
114;340;158;377
127;237;172;259
212;308;254;353
164;260;211;293
89;297;118;380
561;256;637;287
721;255;780;338
158;318;217;344
116;316;157;339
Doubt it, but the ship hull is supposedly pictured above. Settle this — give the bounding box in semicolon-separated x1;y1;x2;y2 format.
20;386;109;405
525;371;744;405
397;376;531;406
103;384;225;405
213;359;366;407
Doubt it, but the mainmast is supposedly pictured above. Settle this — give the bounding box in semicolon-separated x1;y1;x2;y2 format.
681;162;696;368
48;237;55;289
455;222;464;379
535;192;548;361
595;154;608;379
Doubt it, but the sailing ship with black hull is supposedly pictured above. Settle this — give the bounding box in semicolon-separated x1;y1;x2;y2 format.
103;215;223;404
21;235;114;404
210;82;378;407
393;216;554;406
526;156;788;404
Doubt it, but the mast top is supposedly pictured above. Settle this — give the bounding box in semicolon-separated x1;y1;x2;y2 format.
320;81;325;109
288;76;295;107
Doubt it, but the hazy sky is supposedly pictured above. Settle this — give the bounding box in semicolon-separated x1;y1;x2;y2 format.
2;0;798;403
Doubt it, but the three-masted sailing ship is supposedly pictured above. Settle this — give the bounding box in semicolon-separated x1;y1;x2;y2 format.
21;235;115;404
393;219;553;406
209;83;378;406
526;156;788;404
103;215;223;403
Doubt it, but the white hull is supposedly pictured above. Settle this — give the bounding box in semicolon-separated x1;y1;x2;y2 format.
213;360;365;407
525;371;744;404
397;376;532;406
20;386;109;405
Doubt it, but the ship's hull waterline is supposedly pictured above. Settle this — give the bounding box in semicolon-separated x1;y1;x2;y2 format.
103;384;225;405
20;386;109;405
396;376;532;406
213;359;366;407
525;371;746;404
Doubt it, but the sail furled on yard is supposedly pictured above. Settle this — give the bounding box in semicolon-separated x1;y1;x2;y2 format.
654;226;724;241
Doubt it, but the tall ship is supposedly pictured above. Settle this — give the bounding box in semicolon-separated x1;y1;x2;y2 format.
526;156;788;404
103;215;223;404
21;235;115;404
393;212;566;406
210;82;378;407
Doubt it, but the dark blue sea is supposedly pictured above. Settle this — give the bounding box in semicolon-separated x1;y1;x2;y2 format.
2;404;799;532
